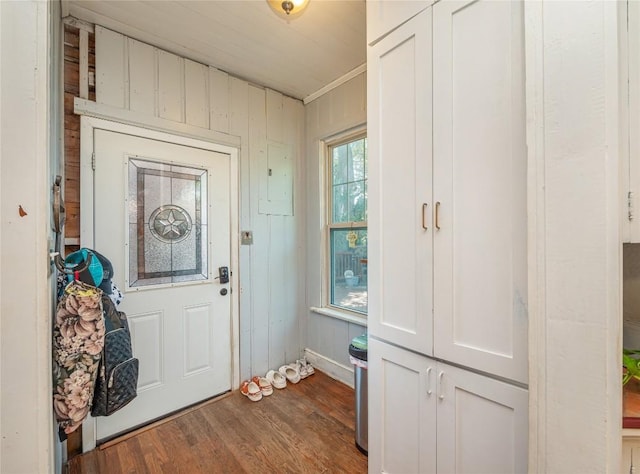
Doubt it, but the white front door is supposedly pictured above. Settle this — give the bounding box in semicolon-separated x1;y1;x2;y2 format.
92;129;232;441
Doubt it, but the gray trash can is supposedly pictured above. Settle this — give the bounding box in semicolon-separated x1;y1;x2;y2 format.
349;334;368;455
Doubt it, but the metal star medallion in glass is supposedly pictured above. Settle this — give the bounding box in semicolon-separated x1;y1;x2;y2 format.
128;158;208;287
149;205;192;243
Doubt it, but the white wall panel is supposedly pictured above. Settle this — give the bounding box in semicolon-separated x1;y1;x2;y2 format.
267;89;284;143
93;29;305;387
128;38;156;116
248;85;271;375
185;59;209;129
525;1;621;471
268;215;287;368
284;96;306;362
210;67;230;133
305;73;367;369
317;93;332;136
228;77;253;381
0;2;53;472
157;50;184;123
95;26;127;108
343;71;367;124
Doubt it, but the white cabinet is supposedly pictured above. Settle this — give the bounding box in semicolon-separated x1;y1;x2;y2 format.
368;338;528;474
368;7;433;357
368;0;529;471
366;0;432;45
368;0;528;384
432;0;528;383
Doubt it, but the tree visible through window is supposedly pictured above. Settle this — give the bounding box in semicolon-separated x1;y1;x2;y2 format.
328;135;367;314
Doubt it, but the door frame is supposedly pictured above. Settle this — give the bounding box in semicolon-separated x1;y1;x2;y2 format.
78;115;240;451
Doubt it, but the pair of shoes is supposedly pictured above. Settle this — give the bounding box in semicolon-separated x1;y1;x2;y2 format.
295;357;315;379
278;364;301;384
266;369;287;389
252;376;273;396
241;380;262;402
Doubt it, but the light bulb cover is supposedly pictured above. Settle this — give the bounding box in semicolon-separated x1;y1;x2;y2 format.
267;0;310;19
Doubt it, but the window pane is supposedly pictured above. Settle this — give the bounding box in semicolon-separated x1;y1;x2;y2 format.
333;184;348;224
349;139;367;181
348;180;367;222
330;228;368;313
330;137;368;225
332;145;348;185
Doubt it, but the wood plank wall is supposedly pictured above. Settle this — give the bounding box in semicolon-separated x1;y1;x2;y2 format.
64;25;95;243
70;25;306;382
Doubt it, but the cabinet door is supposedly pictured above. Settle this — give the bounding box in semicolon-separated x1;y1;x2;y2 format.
368;337;437;474
368;8;434;356
366;0;431;46
436;362;528;474
432;0;528;383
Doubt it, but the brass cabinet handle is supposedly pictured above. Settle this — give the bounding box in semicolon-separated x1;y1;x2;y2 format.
435;201;441;230
422;203;428;230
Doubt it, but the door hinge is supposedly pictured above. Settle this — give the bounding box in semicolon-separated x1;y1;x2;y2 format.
629;191;634;221
91;152;96;170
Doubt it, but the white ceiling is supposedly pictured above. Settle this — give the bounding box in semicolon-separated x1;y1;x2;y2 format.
64;0;367;101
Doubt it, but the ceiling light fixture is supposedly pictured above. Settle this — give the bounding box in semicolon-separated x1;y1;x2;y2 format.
267;0;310;20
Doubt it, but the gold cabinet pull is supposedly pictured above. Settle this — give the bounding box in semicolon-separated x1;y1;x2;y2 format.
435;201;441;230
422;203;428;230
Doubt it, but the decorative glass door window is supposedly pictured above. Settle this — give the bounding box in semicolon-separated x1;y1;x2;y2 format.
128;158;208;288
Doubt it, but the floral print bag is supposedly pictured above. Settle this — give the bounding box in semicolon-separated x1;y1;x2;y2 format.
52;281;105;439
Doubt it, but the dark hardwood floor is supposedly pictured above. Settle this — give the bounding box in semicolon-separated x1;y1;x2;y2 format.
67;370;368;473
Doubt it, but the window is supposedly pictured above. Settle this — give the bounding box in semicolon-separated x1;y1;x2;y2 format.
326;134;367;314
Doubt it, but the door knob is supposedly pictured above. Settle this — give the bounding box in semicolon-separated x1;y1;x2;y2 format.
220;288;228;296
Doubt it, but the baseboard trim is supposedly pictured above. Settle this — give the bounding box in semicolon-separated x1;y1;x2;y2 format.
304;348;354;389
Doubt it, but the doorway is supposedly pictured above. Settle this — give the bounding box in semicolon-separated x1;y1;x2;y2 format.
79;117;239;446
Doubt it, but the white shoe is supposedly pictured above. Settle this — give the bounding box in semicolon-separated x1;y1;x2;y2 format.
295;359;309;379
301;357;315;376
252;376;273;396
266;369;287;389
278;364;300;384
241;380;262;402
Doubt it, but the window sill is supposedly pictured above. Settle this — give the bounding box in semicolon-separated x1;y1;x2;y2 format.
309;306;367;327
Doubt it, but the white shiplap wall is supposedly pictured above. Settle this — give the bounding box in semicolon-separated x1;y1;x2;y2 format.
93;26;305;382
305;72;367;384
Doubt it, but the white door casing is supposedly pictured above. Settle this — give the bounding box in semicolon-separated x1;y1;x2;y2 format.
79;117;239;448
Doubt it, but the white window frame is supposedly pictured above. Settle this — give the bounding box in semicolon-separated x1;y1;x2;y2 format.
321;127;368;317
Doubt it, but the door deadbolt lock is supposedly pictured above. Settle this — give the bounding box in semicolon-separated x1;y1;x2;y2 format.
215;266;229;284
